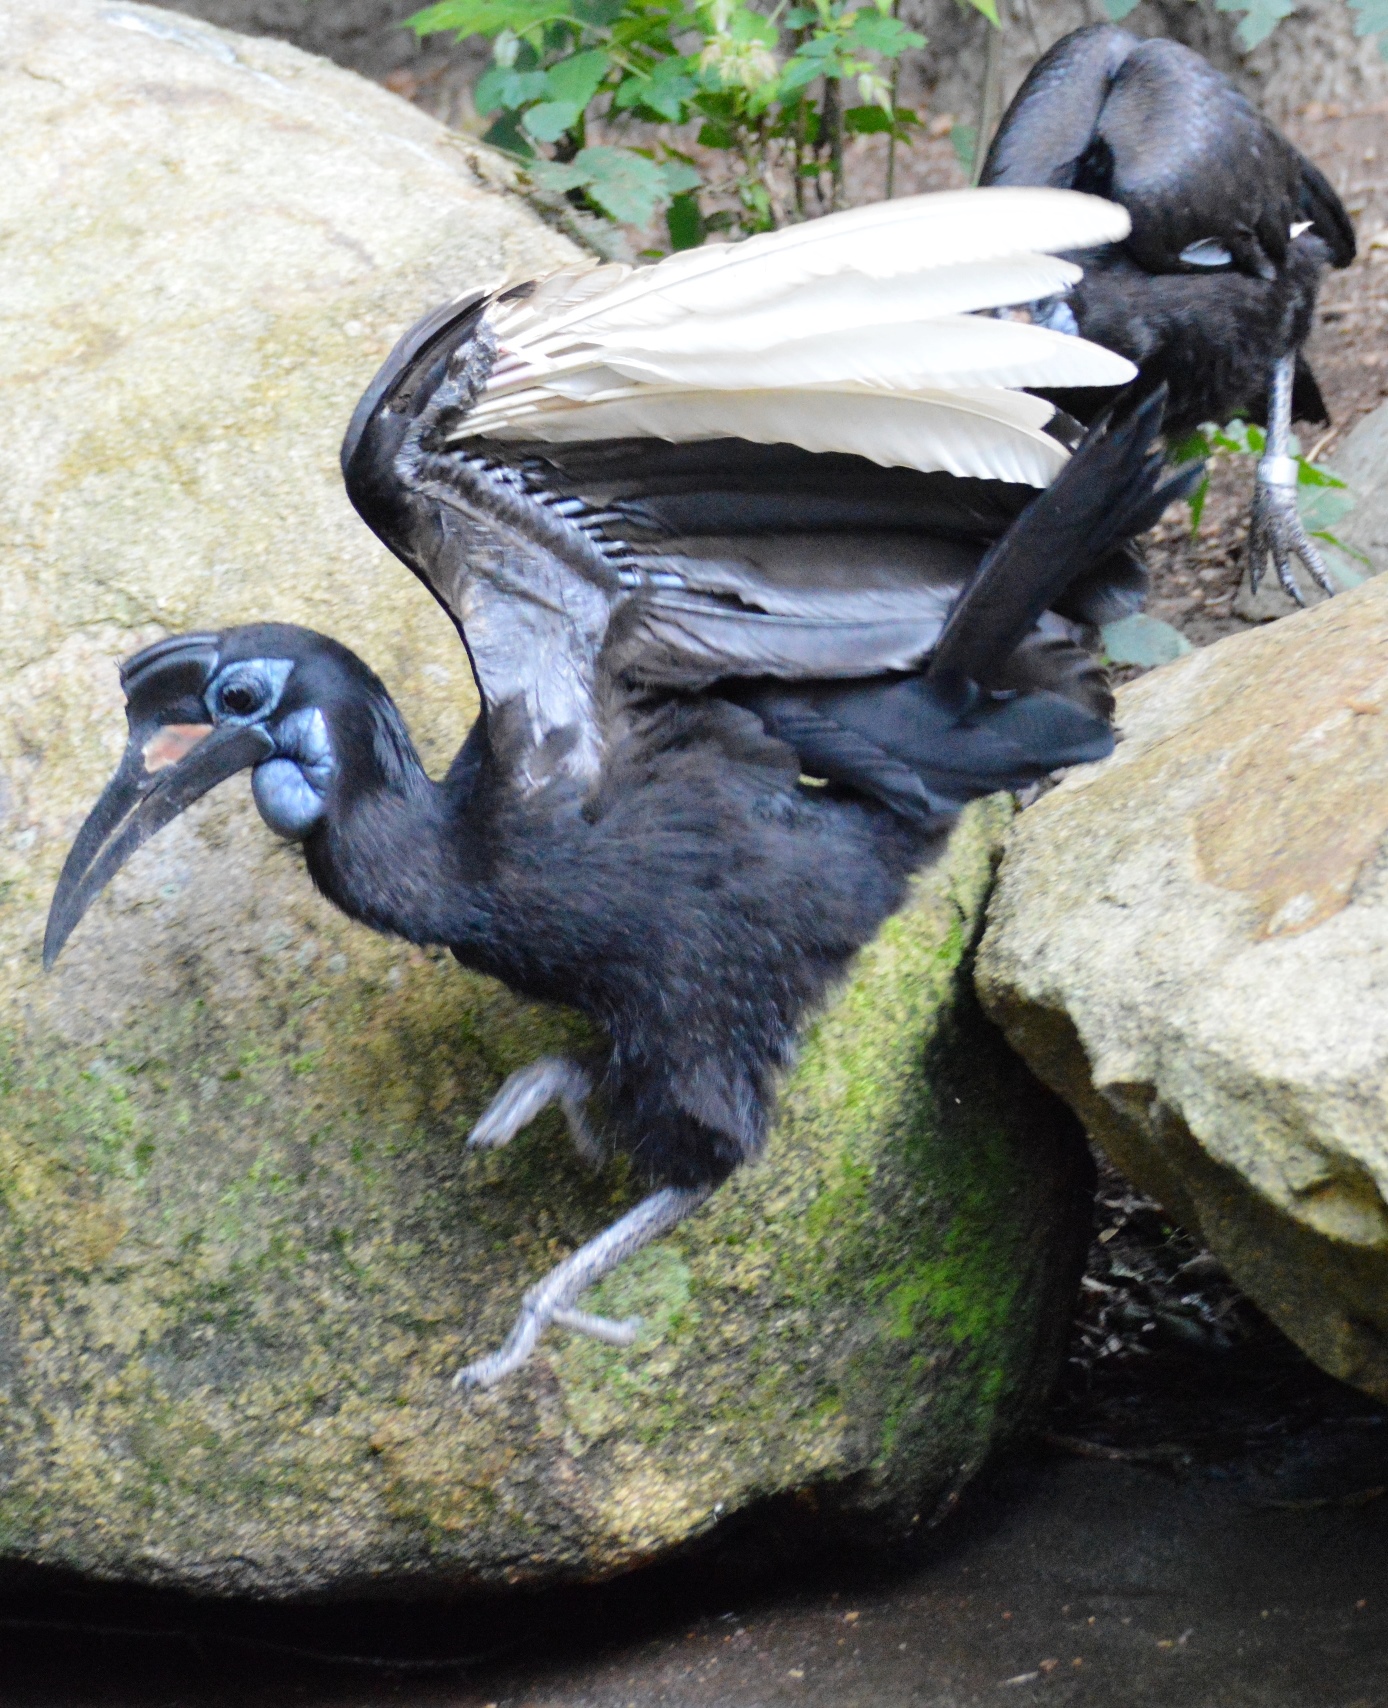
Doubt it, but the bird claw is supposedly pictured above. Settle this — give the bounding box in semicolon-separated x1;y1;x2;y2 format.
467;1055;603;1166
1247;457;1338;607
452;1184;711;1390
453;1288;643;1390
551;1305;643;1345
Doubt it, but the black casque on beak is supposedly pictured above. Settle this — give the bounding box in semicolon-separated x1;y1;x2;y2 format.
44;634;275;969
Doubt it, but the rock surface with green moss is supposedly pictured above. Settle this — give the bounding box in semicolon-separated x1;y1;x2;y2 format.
978;576;1388;1404
0;0;1091;1594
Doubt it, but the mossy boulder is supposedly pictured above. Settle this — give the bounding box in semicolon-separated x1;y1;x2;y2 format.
0;0;1091;1594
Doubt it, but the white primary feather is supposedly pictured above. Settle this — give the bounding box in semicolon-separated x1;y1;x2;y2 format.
585;257;1085;354
470;385;1069;487
467;187;1135;486
595;314;1134;394
497;188;1128;340
488;254;1085;360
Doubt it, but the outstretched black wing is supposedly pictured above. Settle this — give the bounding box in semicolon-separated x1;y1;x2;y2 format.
342;302;1148;726
342;294;628;790
341;192;1191;816
342;194;1142;777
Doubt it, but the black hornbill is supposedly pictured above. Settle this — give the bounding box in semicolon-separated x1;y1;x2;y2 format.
979;23;1357;603
45;191;1198;1387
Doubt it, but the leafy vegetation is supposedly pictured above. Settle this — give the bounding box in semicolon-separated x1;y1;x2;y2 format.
409;0;1385;244
409;0;1386;248
408;0;992;240
1171;419;1361;567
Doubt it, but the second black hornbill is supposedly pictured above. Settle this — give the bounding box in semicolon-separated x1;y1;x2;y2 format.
45;191;1197;1387
980;23;1356;602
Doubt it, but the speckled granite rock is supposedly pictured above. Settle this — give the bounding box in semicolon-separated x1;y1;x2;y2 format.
978;575;1388;1402
0;0;1091;1594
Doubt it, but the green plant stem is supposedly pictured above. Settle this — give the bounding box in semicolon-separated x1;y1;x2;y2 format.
972;8;1004;187
823;74;844;210
885;0;900;199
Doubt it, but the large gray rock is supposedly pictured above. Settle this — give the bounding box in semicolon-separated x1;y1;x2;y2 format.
978;574;1388;1401
1328;399;1388;578
0;0;1090;1595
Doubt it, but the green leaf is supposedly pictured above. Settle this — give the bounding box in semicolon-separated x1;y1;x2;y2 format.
409;0;574;39
793;31;841;57
841;103;919;135
1296;460;1347;489
1296;484;1356;535
474;64;550;111
545;47;612;105
613;59;698;118
573;144;671;223
666;189;705;249
730;7;778;44
843;103;893;133
1348;0;1388;29
528;158;590;192
1214;0;1294;50
779;54;831;94
843;13;924;53
949;122;976;173
1167;426;1214;465
571;0;628;24
482;110;536;154
522;98;585;139
1206;418;1264;456
658;158;704;194
696;116;738;147
1101;0;1141;16
1186;472;1210;534
1100;614;1194;669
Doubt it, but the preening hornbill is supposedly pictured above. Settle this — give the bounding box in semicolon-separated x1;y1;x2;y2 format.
979;23;1357;603
46;190;1198;1387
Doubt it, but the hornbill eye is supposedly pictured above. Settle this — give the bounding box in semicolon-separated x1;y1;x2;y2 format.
206;658;294;724
221;683;259;716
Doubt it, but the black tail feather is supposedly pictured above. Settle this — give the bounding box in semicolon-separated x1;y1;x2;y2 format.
1297;152;1357;269
928;386;1201;686
733;673;1115;823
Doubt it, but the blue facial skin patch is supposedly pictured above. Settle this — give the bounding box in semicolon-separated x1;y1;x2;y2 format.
252;706;335;839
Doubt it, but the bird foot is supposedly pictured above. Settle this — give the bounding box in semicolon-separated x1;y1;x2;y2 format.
467;1055;603;1167
1248;457;1338;607
453;1185;712;1389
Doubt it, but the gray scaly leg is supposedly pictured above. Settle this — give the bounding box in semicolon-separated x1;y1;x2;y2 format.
1248;352;1338;604
453;1185;713;1388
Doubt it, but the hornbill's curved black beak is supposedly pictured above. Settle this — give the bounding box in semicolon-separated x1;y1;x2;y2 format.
44;634;274;970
